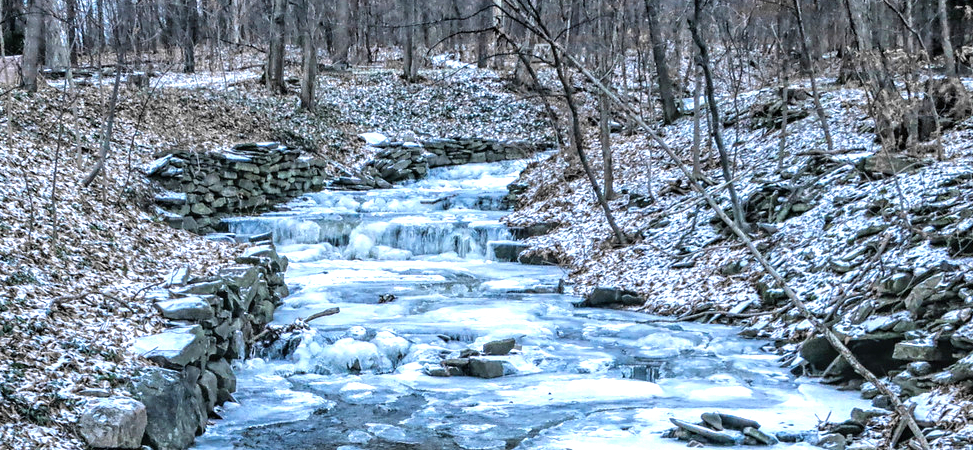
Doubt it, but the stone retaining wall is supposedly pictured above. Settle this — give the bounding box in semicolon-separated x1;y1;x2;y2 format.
77;237;289;450
145;142;330;234
332;137;552;190
147;138;550;231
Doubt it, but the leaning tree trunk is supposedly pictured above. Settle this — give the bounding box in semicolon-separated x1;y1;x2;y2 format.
689;0;746;231
644;0;681;124
552;49;628;246
21;0;44;92
81;57;122;187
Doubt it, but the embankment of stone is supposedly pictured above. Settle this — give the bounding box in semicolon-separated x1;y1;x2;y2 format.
76;237;288;450
145;142;330;234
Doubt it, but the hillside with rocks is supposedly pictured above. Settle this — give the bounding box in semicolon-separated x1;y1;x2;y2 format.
506;74;973;448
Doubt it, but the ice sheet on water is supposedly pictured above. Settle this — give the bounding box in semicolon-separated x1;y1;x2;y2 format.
191;360;331;450
486;376;665;408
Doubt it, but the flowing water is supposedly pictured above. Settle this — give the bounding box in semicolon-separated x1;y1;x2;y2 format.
194;157;865;450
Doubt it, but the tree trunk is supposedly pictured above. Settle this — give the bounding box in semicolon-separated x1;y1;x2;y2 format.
298;0;316;110
644;0;681;124
692;67;702;180
476;0;491;68
21;0;43;93
182;0;198;73
401;0;414;81
66;0;77;65
937;0;956;77
266;0;286;94
333;0;351;67
599;92;615;200
1;0;23;54
229;0;241;44
690;0;746;231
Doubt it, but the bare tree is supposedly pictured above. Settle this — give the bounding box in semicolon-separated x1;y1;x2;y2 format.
21;0;44;92
792;0;834;152
938;0;956;77
401;0;416;81
266;0;287;94
689;0;746;230
644;0;682;124
298;0;317;110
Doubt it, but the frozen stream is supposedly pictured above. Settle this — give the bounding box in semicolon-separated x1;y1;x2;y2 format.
194;158;865;449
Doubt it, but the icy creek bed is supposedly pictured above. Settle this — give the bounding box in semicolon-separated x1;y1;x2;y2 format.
193;158;866;449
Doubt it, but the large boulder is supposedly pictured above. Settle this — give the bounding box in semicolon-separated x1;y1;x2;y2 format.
584;287;642;307
129;368;202;450
77;397;147;449
489;241;528;262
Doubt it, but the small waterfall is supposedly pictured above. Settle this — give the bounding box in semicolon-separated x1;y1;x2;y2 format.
226;160;524;261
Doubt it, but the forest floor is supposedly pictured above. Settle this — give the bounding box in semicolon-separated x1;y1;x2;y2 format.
0;52;547;449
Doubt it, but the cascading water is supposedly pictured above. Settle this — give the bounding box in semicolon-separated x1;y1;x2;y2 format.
194;157;867;450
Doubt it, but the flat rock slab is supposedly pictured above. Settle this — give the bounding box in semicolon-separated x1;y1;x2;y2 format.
669;418;737;445
155;296;215;321
482;338;516;356
131;325;208;369
893;339;947;361
718;413;761;430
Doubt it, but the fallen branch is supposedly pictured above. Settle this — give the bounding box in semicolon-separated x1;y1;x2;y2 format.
305;307;340;323
252;307;341;343
648;305;786;323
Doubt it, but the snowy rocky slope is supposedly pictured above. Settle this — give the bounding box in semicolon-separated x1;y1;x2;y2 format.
505;76;973;448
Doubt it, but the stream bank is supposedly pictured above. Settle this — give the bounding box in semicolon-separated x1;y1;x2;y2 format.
183;155;870;450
